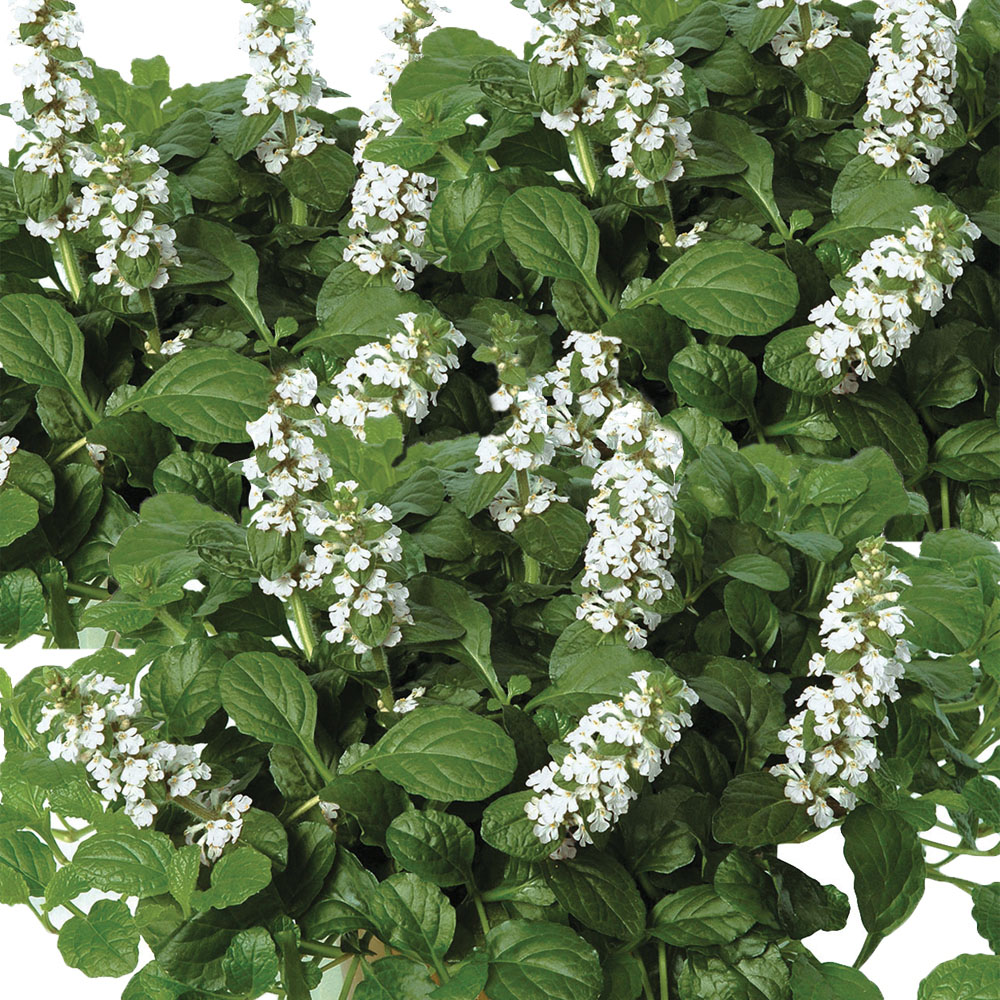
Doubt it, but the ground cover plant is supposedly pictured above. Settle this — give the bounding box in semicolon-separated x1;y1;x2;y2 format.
0;0;998;997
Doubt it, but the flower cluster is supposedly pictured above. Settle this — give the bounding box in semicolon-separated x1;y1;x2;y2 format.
239;0;334;174
858;0;959;183
245;366;333;539
771;538;912;828
78;122;179;294
38;671;245;851
577;400;683;649
525;669;698;852
759;2;849;68
549;332;684;648
324;312;466;441
244;370;414;654
343;164;436;290
526;0;614;71
9;0;97;179
345;2;441;289
807;204;980;393
0;436;19;487
529;4;695;188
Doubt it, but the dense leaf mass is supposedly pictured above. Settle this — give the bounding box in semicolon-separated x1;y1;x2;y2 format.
0;0;998;998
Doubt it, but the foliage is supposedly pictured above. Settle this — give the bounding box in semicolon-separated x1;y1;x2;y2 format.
0;0;998;998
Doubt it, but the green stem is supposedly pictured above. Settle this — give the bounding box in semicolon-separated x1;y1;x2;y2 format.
939;475;951;531
140;288;162;354
299;940;344;960
572;128;600;195
64;901;88;920
338;955;362;1000
515;469;542;584
43;574;78;648
638;954;656;1000
56;232;85;303
66;582;108;601
470;884;491;937
173;794;219;823
437;142;471;174
927;869;979;893
282;112;309;225
588;278;617;320
277;928;313;1000
805;88;823;118
289;590;317;662
658;942;669;1000
288;795;321;822
922;837;1000;857
55;437;89;463
939;697;981;715
156;608;190;642
28;902;56;933
430;954;451;984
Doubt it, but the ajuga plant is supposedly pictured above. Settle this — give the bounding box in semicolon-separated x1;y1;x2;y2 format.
0;0;998;998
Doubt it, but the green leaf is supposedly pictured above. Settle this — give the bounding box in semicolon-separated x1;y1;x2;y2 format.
144;638;225;739
57;899;140;978
73;829;175;899
720;554;789;591
0;294;91;413
713;772;813;848
179;145;242;202
501;186;600;288
281;143;356;211
362;706;517;802
87;412;178;489
386;810;475;887
364;135;441;168
429;172;508;271
677;946;791;1000
669;343;757;420
173;217;269;337
371;872;456;965
971;883;1000;953
485;920;603;1000
0;853;31;904
545;851;646;941
688;109;787;235
153;451;243;518
713;849;780;928
301;848;379;940
763;325;835;396
843;805;924;961
723;580;780;656
650;884;755;947
320;772;408;849
219;652;320;758
167;845;201;917
790;957;884;1000
0;568;45;643
198;847;273;910
770;858;850;937
126;347;271;444
274;822;338;916
693;37;755;95
794;37;871;104
512;501;589;570
222;927;280;998
963;777;1000;826
0;486;39;546
825;386;928;480
918;955;1000;1000
646;241;798;337
932;420;1000;482
406;576;504;700
734;0;795;51
0;829;56;895
480;791;554;862
354;955;437;1000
